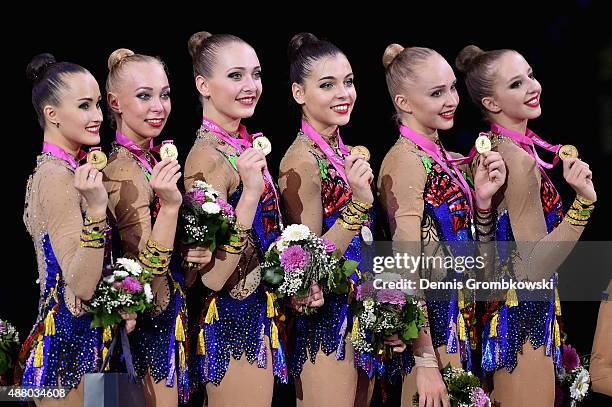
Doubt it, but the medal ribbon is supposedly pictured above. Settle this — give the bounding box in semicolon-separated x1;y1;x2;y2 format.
42;141;87;169
301;119;350;185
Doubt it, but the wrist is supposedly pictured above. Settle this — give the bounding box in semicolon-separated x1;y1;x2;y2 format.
474;196;491;211
86;207;107;219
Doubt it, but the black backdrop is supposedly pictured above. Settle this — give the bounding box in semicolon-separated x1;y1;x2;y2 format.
4;2;611;405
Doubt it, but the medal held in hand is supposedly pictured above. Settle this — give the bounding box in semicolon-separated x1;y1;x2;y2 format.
252;135;272;155
558;144;579;160
350;145;370;161
475;135;491;154
160;140;179;161
87;147;107;170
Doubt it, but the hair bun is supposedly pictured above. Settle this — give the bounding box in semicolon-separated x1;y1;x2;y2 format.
382;43;404;68
108;48;135;70
288;32;319;59
188;31;213;58
455;45;485;73
27;53;57;84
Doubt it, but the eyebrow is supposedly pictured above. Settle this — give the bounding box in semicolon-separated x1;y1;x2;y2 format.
318;73;354;81
134;86;170;91
428;80;456;91
225;66;261;72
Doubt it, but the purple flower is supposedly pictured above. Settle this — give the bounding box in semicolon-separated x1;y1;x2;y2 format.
113;281;123;291
322;239;336;254
562;344;580;371
0;320;6;335
186;189;207;205
356;281;376;300
377;288;406;306
216;198;235;216
280;245;307;272
471;388;490;407
122;276;143;294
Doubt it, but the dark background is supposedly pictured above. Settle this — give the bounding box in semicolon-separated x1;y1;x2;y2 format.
3;2;611;405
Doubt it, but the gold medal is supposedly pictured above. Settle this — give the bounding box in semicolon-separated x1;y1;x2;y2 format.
87;147;107;170
252;136;272;155
558;145;578;160
475;135;492;154
160;140;179;161
350;145;370;161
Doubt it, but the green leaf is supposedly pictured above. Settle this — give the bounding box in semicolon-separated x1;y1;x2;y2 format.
262;267;284;286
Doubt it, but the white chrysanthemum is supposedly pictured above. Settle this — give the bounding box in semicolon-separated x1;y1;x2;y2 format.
202;202;221;214
116;258;142;276
103;275;115;284
570;368;590;401
282;224;310;242
276;239;289;253
205;191;218;200
144;284;153;303
113;269;129;278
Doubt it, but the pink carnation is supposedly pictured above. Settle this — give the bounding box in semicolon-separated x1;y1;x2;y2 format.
280;245;307;272
377;288;406;306
112;281;123;291
215;198;235;216
322;239;336;254
0;320;5;335
186;189;207;205
122;276;143;294
561;344;580;371
356;281;375;300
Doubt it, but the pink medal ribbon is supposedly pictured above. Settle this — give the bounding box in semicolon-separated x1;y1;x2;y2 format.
115;131;159;174
201;116;283;225
301;119;350;185
399;125;475;218
42;141;87;169
490;123;561;184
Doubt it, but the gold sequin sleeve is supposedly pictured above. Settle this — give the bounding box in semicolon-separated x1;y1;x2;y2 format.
498;140;585;282
279;138;358;256
39;163;107;301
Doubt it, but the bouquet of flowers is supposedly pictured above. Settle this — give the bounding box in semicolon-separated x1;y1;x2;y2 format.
413;365;490;407
555;344;590;407
261;224;359;314
0;318;19;385
350;274;424;357
88;258;154;328
179;180;236;252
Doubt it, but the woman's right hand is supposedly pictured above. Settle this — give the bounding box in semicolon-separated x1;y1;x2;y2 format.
415;366;450;407
150;158;183;209
345;155;374;205
75;163;108;218
120;311;137;334
289;282;325;312
182;244;213;272
563;157;596;202
236;148;267;198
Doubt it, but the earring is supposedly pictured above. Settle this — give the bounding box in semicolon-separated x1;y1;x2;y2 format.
54;122;60;128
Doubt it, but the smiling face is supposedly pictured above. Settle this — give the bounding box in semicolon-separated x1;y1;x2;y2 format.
47;71;103;147
484;51;542;123
397;53;458;135
108;60;171;141
292;53;356;134
197;41;262;124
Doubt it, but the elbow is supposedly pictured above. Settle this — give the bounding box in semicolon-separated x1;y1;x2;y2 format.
65;278;97;301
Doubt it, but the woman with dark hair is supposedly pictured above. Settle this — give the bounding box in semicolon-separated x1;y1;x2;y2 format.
19;53;135;406
279;32;380;407
455;45;597;407
378;44;506;406
185;31;287;406
103;48;187;406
